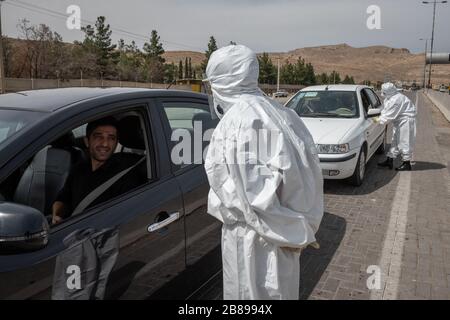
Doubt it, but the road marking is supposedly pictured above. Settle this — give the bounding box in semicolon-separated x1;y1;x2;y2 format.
370;171;411;300
370;92;416;299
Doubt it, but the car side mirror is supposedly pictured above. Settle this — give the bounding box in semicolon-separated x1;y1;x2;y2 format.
367;108;381;118
0;202;49;254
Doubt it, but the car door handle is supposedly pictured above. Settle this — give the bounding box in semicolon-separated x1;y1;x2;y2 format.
147;212;180;233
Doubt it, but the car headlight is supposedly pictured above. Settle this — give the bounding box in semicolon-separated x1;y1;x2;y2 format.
316;144;350;154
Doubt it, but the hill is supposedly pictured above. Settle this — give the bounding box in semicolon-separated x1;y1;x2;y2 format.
164;43;450;85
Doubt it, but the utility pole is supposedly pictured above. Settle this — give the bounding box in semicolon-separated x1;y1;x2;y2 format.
419;38;429;89
422;0;448;89
276;57;280;92
0;0;6;94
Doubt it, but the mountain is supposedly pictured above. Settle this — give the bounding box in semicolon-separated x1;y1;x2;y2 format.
164;43;450;85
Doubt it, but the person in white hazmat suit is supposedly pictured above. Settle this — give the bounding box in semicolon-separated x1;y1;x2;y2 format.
377;82;417;171
203;44;324;300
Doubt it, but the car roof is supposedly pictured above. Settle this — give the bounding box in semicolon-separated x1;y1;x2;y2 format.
301;85;368;92
0;87;207;112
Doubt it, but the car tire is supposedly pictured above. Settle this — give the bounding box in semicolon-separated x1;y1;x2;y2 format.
349;146;366;187
376;128;387;155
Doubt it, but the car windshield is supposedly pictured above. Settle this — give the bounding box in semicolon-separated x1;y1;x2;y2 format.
286;91;359;118
0;109;45;147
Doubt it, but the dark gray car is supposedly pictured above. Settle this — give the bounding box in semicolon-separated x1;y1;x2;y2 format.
0;87;221;299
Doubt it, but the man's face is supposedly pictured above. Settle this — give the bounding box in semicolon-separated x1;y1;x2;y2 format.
84;125;118;163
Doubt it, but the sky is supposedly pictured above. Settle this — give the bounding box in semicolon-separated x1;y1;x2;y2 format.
3;0;450;54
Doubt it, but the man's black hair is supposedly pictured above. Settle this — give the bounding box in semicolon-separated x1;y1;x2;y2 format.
86;116;119;139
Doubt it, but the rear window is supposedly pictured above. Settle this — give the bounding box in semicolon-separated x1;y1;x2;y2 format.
0;109;45;146
286;91;359;118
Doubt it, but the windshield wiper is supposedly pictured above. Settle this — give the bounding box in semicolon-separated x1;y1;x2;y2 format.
300;113;340;118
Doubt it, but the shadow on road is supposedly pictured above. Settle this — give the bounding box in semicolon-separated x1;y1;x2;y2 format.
149;214;346;300
299;212;346;300
324;154;398;196
149;246;223;300
411;161;447;171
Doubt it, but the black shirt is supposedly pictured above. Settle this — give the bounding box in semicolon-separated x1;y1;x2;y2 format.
56;153;147;217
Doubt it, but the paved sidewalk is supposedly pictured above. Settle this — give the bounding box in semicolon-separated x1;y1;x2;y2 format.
300;91;450;300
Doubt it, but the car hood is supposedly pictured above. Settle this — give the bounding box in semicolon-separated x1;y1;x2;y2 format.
300;117;360;145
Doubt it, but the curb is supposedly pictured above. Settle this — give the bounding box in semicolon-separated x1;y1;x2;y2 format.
423;91;450;123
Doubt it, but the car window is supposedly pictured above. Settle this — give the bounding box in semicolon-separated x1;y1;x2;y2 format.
0;108;152;227
0;109;46;147
162;101;218;168
286;91;359;118
364;89;381;108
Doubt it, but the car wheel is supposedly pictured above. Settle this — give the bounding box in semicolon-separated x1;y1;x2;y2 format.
376;128;387;155
349;147;366;186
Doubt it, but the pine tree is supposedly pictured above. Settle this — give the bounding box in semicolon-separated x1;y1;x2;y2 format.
143;30;165;82
184;57;189;79
179;60;183;79
81;16;118;78
280;62;295;84
178;60;183;79
342;75;355;84
304;63;316;85
330;71;341;84
258;53;276;84
188;57;192;78
201;36;218;72
318;73;329;84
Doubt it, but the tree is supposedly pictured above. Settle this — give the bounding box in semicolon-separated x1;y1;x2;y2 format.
2;37;13;77
188;57;192;78
317;73;329;85
342;75;355;84
184;57;188;79
304;63;316;85
258;53;276;84
293;57;306;84
178;60;183;79
280;62;295;84
329;71;341;84
17;19;68;79
143;30;165;83
201;36;218;72
164;62;176;84
117;39;144;81
81;16;119;78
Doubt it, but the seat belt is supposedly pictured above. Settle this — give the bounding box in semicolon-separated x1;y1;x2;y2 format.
72;157;145;216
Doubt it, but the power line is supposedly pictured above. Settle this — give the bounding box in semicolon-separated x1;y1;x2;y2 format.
7;0;204;51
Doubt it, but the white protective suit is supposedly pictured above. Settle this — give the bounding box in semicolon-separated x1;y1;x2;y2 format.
379;83;417;161
204;45;324;300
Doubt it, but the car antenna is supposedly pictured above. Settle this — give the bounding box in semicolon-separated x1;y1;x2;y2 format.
325;85;329;91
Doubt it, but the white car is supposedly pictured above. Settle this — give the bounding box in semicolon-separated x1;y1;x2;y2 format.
273;90;289;98
285;85;387;186
439;85;449;93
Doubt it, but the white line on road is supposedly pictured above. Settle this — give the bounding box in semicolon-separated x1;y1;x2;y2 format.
370;92;416;300
370;171;411;300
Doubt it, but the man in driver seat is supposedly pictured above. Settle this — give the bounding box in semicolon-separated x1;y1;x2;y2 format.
52;117;145;224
